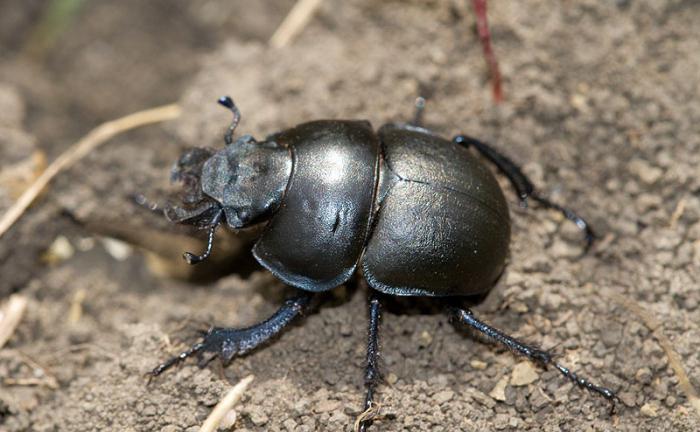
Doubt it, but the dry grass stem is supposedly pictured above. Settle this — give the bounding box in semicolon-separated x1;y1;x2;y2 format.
354;402;382;432
68;288;87;324
0;295;28;349
669;198;686;229
0;103;182;239
199;374;255;432
269;0;324;48
610;293;700;418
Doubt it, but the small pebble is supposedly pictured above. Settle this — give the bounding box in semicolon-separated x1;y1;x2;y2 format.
640;402;658;417
101;237;132;261
628;158;663;185
418;330;432;347
283;418;297;431
635;367;652;384
470;360;488;370
433;390;454;405
493;413;510;430
249;409;269;426
315;399;340;413
511;362;538;386
220;409;237;429
489;376;508;402
617;392;637;408
43;236;74;264
467;388;496;408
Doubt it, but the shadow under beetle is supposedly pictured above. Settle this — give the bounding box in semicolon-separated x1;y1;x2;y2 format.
150;96;618;430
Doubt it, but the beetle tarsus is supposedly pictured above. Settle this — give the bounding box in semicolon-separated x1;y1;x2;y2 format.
453;134;595;251
359;292;383;432
217;95;242;145
449;306;618;411
149;292;313;379
148;341;205;380
528;192;597;251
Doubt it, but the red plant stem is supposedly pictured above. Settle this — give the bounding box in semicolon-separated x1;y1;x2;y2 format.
471;0;503;103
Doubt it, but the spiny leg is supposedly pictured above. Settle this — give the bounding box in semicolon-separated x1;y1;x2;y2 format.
449;306;618;412
358;292;382;432
453;135;596;251
149;290;313;378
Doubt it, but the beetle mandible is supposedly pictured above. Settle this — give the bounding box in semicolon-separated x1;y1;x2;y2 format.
151;96;617;430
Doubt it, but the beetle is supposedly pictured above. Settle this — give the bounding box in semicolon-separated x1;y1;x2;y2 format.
150;96;617;430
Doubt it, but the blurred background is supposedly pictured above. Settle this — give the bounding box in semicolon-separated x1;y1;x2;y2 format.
0;0;297;156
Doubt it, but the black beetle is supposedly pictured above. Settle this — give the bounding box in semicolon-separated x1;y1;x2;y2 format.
151;96;617;429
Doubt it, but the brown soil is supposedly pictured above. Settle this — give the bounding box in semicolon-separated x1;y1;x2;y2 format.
1;1;699;431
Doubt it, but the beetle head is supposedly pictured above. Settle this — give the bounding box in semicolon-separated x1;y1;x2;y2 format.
165;147;222;228
166;97;292;231
197;134;291;229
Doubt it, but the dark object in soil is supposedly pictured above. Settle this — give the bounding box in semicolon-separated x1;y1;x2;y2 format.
150;96;617;429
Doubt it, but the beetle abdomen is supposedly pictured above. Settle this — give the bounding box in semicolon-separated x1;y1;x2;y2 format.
362;125;510;297
253;120;379;291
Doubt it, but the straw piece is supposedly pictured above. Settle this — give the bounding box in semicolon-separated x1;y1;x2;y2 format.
0;295;28;349
269;0;324;48
0;103;182;239
199;375;255;432
610;293;700;419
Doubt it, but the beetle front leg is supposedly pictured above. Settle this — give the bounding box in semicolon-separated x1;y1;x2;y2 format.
149;290;313;378
448;306;618;413
453;135;596;252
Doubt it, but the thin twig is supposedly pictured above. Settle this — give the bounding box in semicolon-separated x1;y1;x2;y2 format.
199;374;255;432
0;295;28;349
269;0;324;48
471;0;503;103
0;103;182;239
610;293;700;419
669;198;686;229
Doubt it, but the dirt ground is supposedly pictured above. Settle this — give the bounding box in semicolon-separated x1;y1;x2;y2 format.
1;0;700;431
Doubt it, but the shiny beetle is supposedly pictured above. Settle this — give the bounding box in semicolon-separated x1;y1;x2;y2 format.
151;96;617;430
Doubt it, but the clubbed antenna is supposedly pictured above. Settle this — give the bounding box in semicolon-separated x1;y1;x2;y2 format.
218;96;241;145
412;96;426;127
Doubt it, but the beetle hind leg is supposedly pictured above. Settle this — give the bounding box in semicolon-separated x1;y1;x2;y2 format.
149;291;313;378
453;135;596;252
448;306;618;413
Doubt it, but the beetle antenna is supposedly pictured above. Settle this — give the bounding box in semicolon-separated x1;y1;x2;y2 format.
130;193;163;214
412;96;426;127
183;208;223;264
217;96;241;145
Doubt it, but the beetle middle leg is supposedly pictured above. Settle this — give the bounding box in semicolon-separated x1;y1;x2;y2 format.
448;305;618;413
453;134;596;251
149;290;313;378
357;292;383;432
